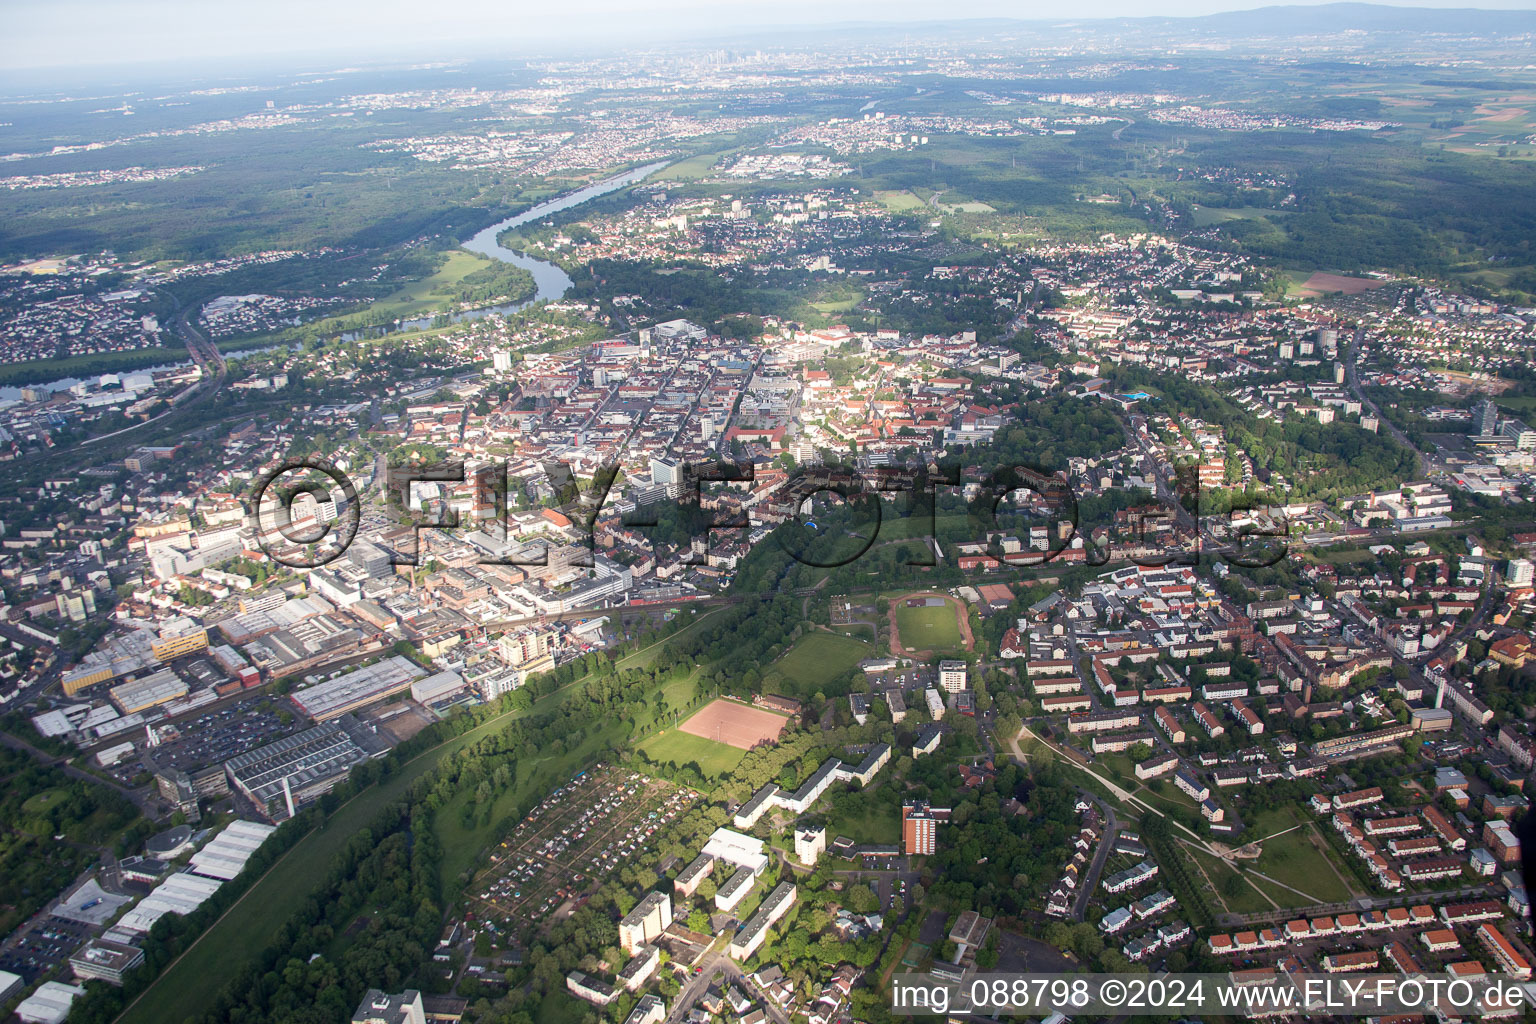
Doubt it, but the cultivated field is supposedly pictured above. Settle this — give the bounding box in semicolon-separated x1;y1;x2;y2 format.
1294;271;1390;297
677;697;789;750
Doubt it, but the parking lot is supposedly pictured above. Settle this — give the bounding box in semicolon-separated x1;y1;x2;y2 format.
132;699;298;780
0;913;93;984
466;765;697;939
864;666;938;694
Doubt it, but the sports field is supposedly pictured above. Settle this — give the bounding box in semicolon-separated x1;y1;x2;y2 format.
1294;271;1389;297
678;698;789;750
891;594;968;654
764;632;873;696
639;729;746;777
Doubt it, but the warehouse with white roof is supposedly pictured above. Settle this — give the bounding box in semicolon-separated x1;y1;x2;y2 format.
188;819;277;880
115;819;276;933
15;980;84;1024
115;873;223;934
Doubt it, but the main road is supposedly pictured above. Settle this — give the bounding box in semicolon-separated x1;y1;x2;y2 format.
1344;325;1425;475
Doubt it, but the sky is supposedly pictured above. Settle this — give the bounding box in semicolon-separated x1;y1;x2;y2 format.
5;0;1535;71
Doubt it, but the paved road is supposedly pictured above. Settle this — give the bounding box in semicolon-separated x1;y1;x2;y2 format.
1072;797;1119;922
663;948;791;1024
1344;325;1425;475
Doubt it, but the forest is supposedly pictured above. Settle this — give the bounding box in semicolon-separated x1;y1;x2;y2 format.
0;748;141;937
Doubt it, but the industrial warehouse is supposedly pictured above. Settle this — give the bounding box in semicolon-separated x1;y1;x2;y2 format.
287;656;426;722
224;716;391;819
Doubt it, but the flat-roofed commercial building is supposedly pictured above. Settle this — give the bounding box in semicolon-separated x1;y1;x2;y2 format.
701;827;770;875
188;819;277;880
151;619;208;661
115;872;224;934
226;720;380;819
109;669;188;714
290;656;425;721
69;940;144;985
15;981;85;1024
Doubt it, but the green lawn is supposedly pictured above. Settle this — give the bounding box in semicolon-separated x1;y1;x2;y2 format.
1496;393;1536;415
1189;205;1292;227
874;190;930;213
894;600;963;652
20;787;67;815
810;291;864;313
372;249;494;318
876;512;972;542
763;632;872;697
939;199;997;214
1138;779;1199;813
639;728;746;779
652;149;733;181
1186;845;1274;916
1250;808;1354;904
825;787;902;845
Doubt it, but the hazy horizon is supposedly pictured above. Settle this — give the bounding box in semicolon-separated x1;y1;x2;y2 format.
7;0;1536;73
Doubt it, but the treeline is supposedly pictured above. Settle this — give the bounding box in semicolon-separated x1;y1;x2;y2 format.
1139;814;1215;929
185;812;442;1024
0;345;188;387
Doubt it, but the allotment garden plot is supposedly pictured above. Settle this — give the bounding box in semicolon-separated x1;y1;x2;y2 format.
466;764;697;936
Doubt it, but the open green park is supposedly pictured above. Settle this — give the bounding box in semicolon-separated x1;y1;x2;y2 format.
638;729;747;779
761;631;873;698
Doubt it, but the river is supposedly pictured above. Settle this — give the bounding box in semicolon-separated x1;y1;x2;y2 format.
2;160;670;399
335;158;669;339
